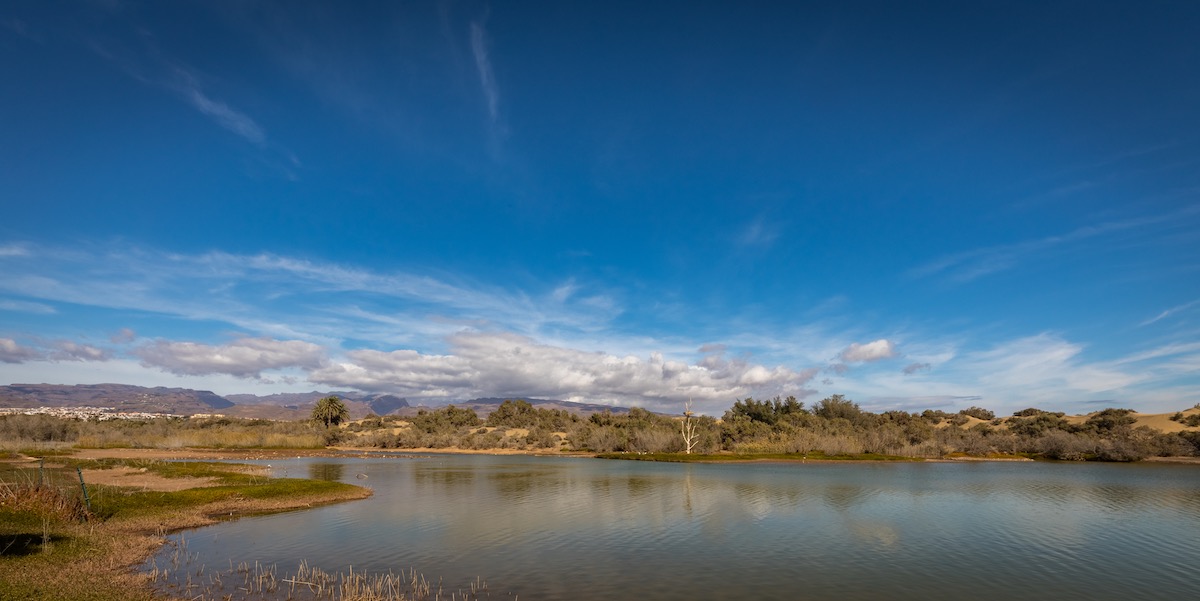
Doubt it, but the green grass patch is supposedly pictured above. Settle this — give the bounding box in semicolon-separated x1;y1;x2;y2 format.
595;451;923;462
944;451;1038;460
16;448;79;458
61;457;261;483
1;457;369;601
85;477;357;519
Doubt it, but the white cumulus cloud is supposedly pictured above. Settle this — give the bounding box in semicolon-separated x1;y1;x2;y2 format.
0;338;42;363
135;337;325;379
839;339;898;363
50;341;111;362
309;332;817;413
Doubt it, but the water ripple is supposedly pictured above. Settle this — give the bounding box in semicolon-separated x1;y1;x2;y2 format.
148;457;1200;601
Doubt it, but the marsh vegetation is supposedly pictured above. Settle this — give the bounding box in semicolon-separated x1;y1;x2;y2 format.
0;453;369;601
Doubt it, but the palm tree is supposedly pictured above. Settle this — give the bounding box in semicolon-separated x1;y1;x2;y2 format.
311;396;350;428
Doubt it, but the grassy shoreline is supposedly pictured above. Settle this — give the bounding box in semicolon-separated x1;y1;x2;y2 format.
594;450;926;463
0;449;371;601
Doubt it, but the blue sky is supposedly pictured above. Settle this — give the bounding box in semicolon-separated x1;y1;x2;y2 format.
2;1;1198;415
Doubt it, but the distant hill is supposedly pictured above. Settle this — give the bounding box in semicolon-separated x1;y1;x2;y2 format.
0;383;233;414
222;391;410;420
0;384;637;420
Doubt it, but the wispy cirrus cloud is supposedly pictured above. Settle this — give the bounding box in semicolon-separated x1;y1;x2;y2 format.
0;243;623;350
3;240;1197;413
1141;298;1200;326
470;19;500;126
950;334;1142;400
735;215;781;248
172;68;266;146
80;19;295;174
1;17;42;43
910;206;1200;283
0;243;31;257
0;299;56;314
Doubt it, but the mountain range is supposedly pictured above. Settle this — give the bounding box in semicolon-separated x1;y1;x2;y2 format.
0;383;630;420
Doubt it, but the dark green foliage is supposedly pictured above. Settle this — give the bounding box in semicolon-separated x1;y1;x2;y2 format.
1007;412;1071;437
1083;408;1137;433
724;396;806;425
878;411;935;445
719;414;772;447
486;400;539;427
486;400;579;430
812;394;861;421
409;405;481;433
958;406;995;420
920;409;952;424
310;396;350;428
1168;412;1200;427
1013;407;1046;417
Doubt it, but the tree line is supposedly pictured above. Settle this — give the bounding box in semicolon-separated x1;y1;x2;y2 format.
3;395;1197;462
341;396;1200;461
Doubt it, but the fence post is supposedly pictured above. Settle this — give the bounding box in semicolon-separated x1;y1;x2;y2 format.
39;458;45;487
75;467;91;512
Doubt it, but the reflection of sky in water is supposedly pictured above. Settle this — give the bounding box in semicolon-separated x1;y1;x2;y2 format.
155;457;1200;601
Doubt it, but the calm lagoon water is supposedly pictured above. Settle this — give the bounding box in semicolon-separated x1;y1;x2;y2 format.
148;454;1200;600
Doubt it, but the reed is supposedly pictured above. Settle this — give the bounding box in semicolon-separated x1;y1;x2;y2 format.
148;547;501;601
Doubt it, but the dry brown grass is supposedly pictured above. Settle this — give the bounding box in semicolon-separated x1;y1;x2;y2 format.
0;480;91;524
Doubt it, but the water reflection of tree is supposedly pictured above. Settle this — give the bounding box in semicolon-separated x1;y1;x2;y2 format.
413;467;476;488
308;462;346;482
488;470;540;502
822;484;871;511
683;468;693;515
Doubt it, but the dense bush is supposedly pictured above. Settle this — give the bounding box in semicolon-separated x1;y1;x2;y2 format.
1169;412;1200;427
1006;412;1071;437
812;394;862;422
1035;430;1093;461
486;400;579;431
725;396;806;425
1083;408;1137;433
0;414;80;443
959;406;996;420
409;405;481;433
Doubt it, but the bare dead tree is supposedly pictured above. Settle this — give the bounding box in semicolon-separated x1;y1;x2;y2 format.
681;399;699;454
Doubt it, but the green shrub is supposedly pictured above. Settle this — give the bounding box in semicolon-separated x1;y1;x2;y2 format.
1083;408;1137;433
958;406;995;420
